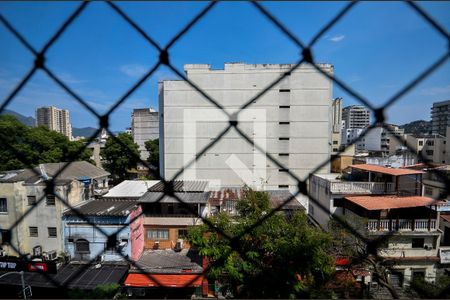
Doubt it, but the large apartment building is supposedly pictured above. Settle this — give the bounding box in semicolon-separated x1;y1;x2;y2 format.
131;108;159;160
36;106;72;140
342;105;370;130
331;97;343;154
159;63;333;190
431;100;450;136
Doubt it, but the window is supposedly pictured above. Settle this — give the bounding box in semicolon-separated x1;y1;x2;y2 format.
46;195;55;206
75;239;90;253
178;229;188;239
279;89;290;92
412;238;425;248
333;141;338;145
427;140;434;146
147;229;169;240
27;196;36;205
279;137;290;141
279;121;290;125
424;186;433;196
29;227;38;237
279;105;290;108
278;185;289;188
0;198;7;213
48;227;57;238
279;168;288;172
333;148;339;152
426;150;434;156
278;153;289;156
419;141;423;146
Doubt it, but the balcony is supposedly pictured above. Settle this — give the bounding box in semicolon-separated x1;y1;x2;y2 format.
330;182;395;194
367;219;437;232
144;214;202;226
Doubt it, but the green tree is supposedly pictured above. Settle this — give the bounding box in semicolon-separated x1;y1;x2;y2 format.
408;275;450;298
101;133;139;182
144;138;159;178
328;217;400;299
187;188;335;298
0;115;92;171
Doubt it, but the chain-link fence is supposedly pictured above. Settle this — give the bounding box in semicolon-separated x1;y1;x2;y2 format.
1;1;450;298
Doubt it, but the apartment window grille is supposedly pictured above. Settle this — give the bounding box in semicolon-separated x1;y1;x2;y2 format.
0;198;7;213
29;227;38;237
147;229;169;240
75;239;90;253
46;195;56;206
48;227;57;238
333;141;338;145
27;196;36;205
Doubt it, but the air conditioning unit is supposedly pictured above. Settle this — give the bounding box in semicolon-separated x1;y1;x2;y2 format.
47;250;57;261
174;239;183;252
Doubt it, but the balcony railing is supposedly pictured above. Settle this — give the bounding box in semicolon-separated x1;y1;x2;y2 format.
330;182;395;194
367;219;437;232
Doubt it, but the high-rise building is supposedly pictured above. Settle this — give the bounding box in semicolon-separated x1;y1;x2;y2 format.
342;105;370;130
331;97;343;154
159;63;333;191
431;100;450;136
131;108;159;160
36;106;72;139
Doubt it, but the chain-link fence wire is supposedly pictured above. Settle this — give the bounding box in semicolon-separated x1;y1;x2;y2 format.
1;0;450;296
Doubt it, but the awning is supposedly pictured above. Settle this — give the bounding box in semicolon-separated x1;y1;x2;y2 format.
124;274;204;288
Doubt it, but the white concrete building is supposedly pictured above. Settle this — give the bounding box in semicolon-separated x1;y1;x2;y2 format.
159;63;333;192
131;108;159;160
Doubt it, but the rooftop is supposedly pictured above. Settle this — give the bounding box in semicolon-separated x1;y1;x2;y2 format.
0;263;128;289
148;180;209;193
345;195;437;210
64;199;137;217
130;249;203;274
350;164;425;176
0;161;110;184
103;180;159;198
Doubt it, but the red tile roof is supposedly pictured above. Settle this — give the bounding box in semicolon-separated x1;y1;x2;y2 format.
441;214;450;223
350;164;425;176
345;195;437;210
124;274;204;287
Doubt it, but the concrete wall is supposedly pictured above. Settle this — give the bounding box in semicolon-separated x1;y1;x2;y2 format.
130;205;144;261
160;63;332;189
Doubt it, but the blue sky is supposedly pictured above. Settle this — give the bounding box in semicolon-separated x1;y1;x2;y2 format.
1;1;449;131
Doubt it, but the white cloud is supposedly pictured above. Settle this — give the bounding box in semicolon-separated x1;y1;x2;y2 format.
119;64;148;78
420;85;450;96
329;34;345;42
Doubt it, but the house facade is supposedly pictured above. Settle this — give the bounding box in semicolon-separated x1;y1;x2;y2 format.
0;161;109;258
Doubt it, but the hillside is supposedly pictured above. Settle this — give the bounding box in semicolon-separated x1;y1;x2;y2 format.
0;109;35;127
0;109;97;138
399;120;432;135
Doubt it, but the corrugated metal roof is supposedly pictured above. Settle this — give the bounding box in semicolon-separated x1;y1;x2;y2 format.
350;164;425;176
64;199;137;216
345;195;437;210
139;192;210;204
104;180;159;198
148;180;209;192
130;249;203;274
